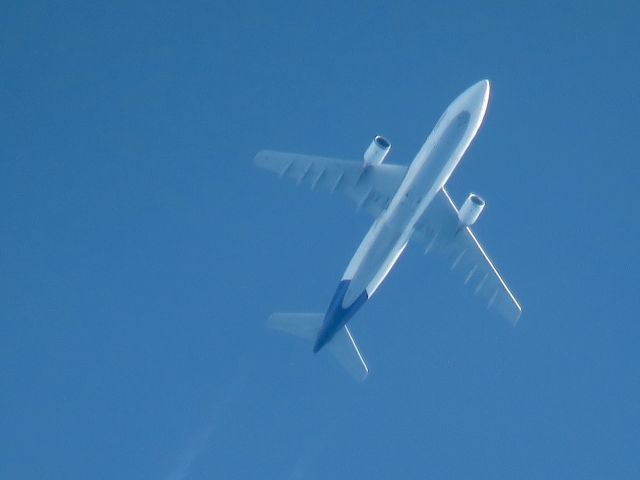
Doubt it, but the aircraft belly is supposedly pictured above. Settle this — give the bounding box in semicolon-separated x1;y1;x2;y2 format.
410;111;471;199
342;219;406;307
338;85;485;313
341;111;473;308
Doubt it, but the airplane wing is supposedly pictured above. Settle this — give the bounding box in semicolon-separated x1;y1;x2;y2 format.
413;188;522;324
254;150;407;218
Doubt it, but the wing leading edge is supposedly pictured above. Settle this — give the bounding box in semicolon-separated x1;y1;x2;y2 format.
413;188;522;324
254;150;407;218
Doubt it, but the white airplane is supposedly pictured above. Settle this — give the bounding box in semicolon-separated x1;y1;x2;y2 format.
255;80;521;381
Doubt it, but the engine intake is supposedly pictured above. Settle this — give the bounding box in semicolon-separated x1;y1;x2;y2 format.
458;193;485;226
363;136;391;166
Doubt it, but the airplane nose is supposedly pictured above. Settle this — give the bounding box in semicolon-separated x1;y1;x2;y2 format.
455;79;491;114
467;79;490;118
474;79;490;102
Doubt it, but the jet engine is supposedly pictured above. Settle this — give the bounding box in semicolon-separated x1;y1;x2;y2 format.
363;136;391;166
458;193;485;226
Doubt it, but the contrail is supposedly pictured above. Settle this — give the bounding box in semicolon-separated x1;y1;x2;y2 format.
285;431;329;480
167;420;217;480
166;377;240;480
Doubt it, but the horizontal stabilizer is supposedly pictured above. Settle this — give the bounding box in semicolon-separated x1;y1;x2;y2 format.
327;326;369;382
267;313;369;381
267;313;324;340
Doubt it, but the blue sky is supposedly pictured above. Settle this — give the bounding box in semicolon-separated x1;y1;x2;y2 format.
2;1;639;478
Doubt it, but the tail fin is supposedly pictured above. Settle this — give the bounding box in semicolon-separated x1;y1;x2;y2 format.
267;313;369;382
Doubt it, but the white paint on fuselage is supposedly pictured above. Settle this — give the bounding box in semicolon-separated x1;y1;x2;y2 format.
341;80;491;308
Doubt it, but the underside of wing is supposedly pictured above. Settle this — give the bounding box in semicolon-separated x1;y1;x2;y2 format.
254;150;407;218
413;188;522;324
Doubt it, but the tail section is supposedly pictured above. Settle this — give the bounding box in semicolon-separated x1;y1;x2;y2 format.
267;313;369;382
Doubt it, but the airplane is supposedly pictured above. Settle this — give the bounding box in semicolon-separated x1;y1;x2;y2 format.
255;80;521;381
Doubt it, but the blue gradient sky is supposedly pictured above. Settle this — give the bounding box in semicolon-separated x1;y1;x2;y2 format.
2;1;639;478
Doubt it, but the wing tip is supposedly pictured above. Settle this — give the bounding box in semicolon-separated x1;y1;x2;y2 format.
253;150;269;166
510;304;523;326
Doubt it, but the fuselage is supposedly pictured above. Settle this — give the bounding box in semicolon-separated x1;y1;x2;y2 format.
313;80;491;353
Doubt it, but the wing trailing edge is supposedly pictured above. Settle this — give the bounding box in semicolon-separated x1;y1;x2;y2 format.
254;150;406;218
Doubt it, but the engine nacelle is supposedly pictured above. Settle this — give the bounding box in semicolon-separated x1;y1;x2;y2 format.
363;136;391;166
458;193;485;226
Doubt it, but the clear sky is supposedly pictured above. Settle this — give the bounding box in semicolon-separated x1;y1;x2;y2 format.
2;1;639;478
